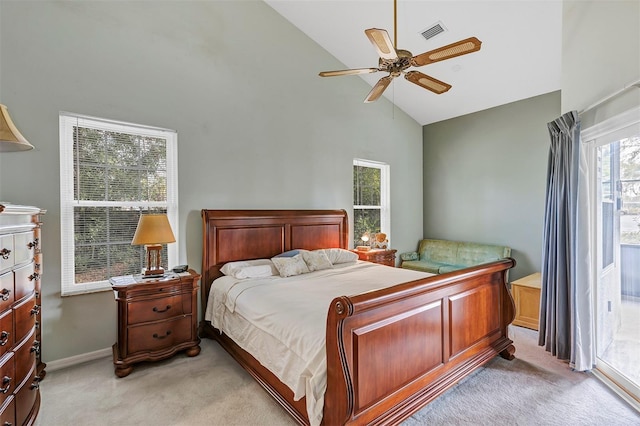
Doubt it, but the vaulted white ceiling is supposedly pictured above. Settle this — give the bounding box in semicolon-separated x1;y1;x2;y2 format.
265;0;563;125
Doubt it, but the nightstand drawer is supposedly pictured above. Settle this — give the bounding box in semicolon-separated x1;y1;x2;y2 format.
127;316;192;354
127;294;190;324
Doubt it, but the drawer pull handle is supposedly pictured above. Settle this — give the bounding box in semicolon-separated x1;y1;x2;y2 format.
27;239;39;250
152;305;171;313
31;340;41;355
29;272;40;281
31;305;41;316
152;330;172;340
30;375;42;390
4;422;12;426
0;249;10;260
0;289;10;301
0;331;9;346
0;376;10;393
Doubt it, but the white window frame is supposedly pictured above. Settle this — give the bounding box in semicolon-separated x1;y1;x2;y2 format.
59;112;178;296
353;158;390;247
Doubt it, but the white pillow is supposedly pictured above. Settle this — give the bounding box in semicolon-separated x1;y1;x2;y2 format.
321;248;358;264
302;250;333;272
220;259;278;279
271;254;310;278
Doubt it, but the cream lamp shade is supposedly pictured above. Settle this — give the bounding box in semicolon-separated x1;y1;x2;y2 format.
0;104;34;152
131;214;176;245
132;214;175;277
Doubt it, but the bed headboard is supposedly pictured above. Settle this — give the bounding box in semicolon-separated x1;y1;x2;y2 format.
200;209;349;314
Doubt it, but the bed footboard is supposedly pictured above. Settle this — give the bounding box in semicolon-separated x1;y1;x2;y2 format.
324;258;516;425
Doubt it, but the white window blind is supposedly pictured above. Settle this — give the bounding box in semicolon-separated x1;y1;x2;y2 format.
353;159;390;248
59;113;178;295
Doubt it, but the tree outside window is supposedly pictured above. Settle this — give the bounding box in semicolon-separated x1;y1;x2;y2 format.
353;159;389;248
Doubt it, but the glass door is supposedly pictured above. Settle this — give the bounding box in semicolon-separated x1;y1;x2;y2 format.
592;125;640;405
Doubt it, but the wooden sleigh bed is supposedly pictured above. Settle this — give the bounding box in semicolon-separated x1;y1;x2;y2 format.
200;209;516;425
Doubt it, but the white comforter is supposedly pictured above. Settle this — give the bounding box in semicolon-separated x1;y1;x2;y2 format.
205;261;433;426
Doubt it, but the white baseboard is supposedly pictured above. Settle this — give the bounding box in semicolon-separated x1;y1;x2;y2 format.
46;347;112;372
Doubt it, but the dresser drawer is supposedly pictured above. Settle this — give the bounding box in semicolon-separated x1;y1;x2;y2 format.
127;316;192;354
14;328;36;387
14;262;36;302
14;365;39;426
0;353;15;408
0;396;15;426
0;310;13;359
12;231;35;266
13;295;37;345
0;272;13;313
128;294;190;324
0;235;13;274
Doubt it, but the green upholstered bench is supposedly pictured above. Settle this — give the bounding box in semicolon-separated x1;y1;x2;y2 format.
400;239;511;274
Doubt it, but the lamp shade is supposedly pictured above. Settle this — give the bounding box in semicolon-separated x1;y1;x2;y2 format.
0;104;34;152
131;214;176;245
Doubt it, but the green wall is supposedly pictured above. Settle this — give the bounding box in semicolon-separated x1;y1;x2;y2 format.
0;1;423;363
422;91;561;281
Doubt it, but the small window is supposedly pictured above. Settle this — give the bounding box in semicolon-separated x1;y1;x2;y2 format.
59;113;178;295
353;159;390;248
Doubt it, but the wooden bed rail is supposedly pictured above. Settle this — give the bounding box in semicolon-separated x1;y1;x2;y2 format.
324;258;516;425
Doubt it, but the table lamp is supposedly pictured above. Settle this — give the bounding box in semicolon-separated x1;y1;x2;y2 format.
0;104;34;152
131;214;175;278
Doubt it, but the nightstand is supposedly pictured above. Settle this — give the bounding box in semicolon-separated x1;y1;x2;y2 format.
110;270;201;377
511;272;541;330
352;249;397;267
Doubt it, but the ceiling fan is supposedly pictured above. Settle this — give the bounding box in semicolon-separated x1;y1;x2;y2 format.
319;0;482;103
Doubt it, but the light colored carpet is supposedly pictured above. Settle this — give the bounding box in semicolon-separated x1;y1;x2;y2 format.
36;326;639;425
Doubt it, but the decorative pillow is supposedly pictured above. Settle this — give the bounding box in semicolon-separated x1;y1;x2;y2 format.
271;254;310;278
273;249;305;258
321;248;359;264
220;259;278;279
302;250;333;272
400;251;419;261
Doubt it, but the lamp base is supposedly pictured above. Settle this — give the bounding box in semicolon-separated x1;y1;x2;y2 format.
141;266;166;278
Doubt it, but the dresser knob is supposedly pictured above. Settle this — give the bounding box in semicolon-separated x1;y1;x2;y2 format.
30;305;41;316
0;289;10;301
0;376;10;394
0;249;10;260
152;305;171;313
28;272;40;281
0;331;9;346
27;239;39;250
30;340;41;355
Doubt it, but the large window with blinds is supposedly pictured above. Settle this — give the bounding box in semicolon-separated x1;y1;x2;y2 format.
59;113;178;295
353;159;390;248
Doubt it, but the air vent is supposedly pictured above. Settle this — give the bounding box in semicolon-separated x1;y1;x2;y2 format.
420;21;446;41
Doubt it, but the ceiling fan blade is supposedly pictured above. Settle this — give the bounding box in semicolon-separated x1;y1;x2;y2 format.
364;76;393;103
364;28;398;61
319;68;380;77
405;71;451;94
411;37;482;67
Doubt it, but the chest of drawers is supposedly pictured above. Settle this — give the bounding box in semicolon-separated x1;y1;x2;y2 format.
0;204;44;425
111;270;201;377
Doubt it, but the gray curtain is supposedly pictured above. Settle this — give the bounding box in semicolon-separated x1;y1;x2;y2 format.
539;110;594;370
